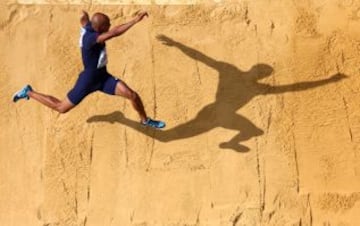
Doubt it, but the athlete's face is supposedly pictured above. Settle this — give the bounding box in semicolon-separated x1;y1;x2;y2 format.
100;19;111;33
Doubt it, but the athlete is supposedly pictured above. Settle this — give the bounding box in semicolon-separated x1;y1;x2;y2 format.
13;10;165;129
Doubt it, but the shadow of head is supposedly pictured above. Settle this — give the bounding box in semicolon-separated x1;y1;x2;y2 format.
246;64;274;81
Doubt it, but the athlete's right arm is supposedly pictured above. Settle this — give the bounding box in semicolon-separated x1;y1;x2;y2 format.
96;11;148;43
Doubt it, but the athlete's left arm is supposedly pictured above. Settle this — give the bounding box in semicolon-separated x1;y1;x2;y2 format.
80;10;90;28
96;11;148;43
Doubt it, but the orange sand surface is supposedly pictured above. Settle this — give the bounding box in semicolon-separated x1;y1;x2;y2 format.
1;0;360;225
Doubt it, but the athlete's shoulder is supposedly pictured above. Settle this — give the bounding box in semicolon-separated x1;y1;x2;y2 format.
84;21;93;31
80;21;106;49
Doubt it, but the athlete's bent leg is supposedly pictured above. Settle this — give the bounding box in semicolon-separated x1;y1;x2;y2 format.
28;90;75;113
114;81;147;123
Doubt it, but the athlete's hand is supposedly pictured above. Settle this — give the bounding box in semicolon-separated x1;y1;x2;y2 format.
80;10;90;27
157;35;177;46
80;10;89;20
134;11;149;23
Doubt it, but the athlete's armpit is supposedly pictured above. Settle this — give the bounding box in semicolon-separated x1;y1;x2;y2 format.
96;30;117;43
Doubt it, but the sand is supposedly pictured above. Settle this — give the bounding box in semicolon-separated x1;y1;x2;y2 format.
1;0;360;225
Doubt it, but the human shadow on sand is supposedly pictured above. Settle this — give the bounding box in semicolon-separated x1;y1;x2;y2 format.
87;35;347;152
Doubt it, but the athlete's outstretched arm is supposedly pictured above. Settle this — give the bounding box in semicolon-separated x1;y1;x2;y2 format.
157;35;221;70
96;11;148;43
80;10;90;27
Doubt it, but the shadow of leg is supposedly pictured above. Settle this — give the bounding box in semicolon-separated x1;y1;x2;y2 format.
219;132;253;152
86;104;217;143
219;113;264;152
155;103;216;142
219;140;250;152
87;111;126;124
87;111;155;137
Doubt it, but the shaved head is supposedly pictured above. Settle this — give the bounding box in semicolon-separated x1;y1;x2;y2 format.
91;12;110;33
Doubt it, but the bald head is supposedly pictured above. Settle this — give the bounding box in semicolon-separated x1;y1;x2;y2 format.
91;13;110;33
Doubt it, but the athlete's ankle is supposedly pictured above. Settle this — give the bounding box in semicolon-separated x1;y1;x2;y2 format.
140;116;148;124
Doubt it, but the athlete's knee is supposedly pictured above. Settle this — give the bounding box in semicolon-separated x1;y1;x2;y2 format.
56;103;72;114
57;106;69;114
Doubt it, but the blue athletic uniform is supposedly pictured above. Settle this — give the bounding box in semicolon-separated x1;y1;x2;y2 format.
67;22;119;105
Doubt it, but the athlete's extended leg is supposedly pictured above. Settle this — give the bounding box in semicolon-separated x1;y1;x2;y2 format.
115;81;147;122
114;81;165;128
28;90;75;113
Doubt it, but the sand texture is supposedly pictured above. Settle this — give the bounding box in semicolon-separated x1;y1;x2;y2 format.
1;0;360;225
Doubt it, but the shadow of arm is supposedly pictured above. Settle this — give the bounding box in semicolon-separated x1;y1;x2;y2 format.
157;35;220;70
267;73;347;94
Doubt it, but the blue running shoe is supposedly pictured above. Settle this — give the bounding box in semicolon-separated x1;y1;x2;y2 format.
142;118;166;129
13;85;33;102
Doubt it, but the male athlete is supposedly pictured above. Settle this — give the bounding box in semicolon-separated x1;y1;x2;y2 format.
13;11;165;128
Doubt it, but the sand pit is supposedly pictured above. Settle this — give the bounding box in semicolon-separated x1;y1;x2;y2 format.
1;0;360;225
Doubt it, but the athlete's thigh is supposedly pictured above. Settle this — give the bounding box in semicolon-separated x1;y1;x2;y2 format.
98;71;134;98
67;71;98;105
